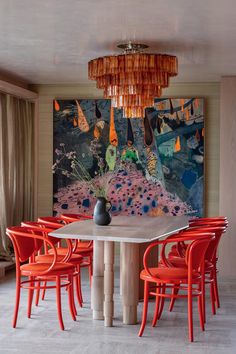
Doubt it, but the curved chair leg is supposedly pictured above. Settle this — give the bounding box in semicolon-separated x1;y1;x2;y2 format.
138;281;149;337
75;265;83;307
210;271;216;315
152;284;161;327
198;294;205;331
89;255;93;287
213;267;220;308
56;276;64;330
41;281;47;300
27;276;34;318
68;275;76;321
35;281;41;306
188;281;193;342
201;267;206;323
158;284;166;320
13;274;21;328
169;284;180;312
71;280;78;317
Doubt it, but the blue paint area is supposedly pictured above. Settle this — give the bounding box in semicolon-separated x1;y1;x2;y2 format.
61;203;68;209
187;176;204;217
163;206;169;213
181;170;197;189
152;200;157;207
127;198;133;206
143;205;149;213
82;199;90;208
116;183;122;189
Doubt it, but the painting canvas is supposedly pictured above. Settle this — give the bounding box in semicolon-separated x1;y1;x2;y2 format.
53;98;204;217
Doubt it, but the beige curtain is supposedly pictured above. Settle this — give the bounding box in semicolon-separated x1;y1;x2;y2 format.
0;93;35;259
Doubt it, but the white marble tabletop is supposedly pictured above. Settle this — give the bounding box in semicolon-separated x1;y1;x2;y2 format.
49;215;189;243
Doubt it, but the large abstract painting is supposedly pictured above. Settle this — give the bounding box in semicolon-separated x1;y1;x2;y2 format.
53;98;204;217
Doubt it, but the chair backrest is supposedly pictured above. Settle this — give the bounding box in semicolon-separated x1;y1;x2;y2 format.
21;221;65;249
7;226;60;275
59;214;93;249
181;225;226;263
194;226;225;262
189;216;227;224
143;233;214;277
38;216;66;229
60;213;93;222
189;220;228;229
185;235;214;272
21;221;51;234
7;226;45;263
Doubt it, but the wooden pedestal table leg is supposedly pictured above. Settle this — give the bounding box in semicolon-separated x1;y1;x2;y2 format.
91;240;104;320
104;241;115;327
121;242;139;324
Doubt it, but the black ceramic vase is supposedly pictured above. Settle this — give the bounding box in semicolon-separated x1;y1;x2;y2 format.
93;197;112;226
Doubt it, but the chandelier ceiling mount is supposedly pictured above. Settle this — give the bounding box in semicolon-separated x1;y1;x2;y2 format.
117;42;149;54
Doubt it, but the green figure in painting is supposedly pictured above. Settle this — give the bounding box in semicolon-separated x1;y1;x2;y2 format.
121;140;140;164
105;139;117;171
121;118;143;170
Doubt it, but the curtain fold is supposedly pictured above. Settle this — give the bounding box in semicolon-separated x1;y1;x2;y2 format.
0;93;35;259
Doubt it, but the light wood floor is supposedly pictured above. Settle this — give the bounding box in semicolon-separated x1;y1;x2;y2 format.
0;269;236;354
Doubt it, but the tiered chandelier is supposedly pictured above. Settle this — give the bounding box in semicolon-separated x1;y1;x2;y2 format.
88;42;178;118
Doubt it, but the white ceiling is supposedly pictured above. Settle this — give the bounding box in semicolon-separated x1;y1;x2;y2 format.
0;0;236;84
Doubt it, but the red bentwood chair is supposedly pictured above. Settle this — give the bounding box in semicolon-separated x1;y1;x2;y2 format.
6;226;76;330
21;221;84;309
38;216;93;286
167;219;228;313
139;232;214;342
161;224;226;323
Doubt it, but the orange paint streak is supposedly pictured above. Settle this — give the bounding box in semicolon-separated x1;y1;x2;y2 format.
195;129;200;141
185;109;189;121
73;118;77;127
93;126;100;139
175;136;181;152
54;100;60;111
109;107;118;146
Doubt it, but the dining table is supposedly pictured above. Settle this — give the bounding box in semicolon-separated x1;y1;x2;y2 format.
49;215;189;327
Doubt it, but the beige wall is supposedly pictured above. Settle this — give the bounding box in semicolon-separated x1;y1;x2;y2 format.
32;83;220;220
219;77;236;279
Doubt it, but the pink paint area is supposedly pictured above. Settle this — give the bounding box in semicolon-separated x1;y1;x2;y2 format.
53;169;193;217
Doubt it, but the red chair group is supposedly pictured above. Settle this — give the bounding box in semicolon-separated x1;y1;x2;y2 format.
7;213;93;330
139;216;228;342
